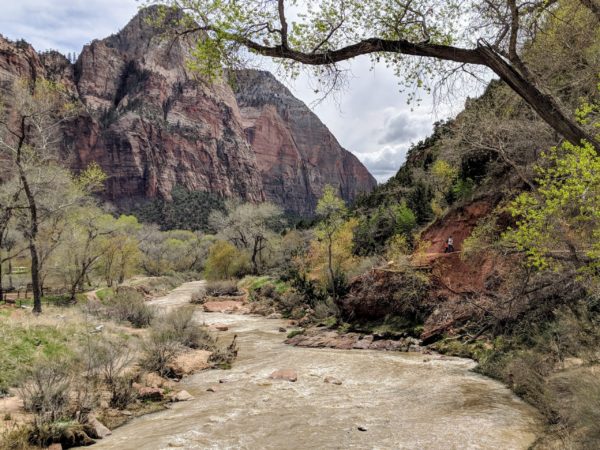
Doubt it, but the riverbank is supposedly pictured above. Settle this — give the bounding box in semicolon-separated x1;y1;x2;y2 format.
0;280;236;449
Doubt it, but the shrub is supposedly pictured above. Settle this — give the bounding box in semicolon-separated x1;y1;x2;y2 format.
82;335;135;386
140;307;215;375
205;280;240;297
109;375;136;409
313;298;340;321
209;335;238;370
157;307;215;350
19;357;74;426
204;240;250;280
139;331;182;377
278;291;305;318
190;289;207;304
104;288;155;328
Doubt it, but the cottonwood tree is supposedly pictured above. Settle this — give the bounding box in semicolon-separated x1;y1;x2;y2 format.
51;206;121;301
0;80;106;311
209;202;284;274
148;0;600;150
97;215;142;286
0;178;25;300
0;80;78;312
314;185;348;303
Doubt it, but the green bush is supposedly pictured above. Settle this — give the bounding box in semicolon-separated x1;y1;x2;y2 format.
204;240;250;280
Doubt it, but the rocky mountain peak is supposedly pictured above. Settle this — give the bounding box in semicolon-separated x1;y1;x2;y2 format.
0;9;376;216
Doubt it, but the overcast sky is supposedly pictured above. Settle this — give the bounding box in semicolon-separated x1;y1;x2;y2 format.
0;0;479;182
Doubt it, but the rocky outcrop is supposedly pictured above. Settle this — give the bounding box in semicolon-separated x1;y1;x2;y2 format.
0;8;375;216
234;70;377;215
285;329;422;352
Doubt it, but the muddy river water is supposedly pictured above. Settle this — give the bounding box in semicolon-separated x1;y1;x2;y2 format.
94;282;541;450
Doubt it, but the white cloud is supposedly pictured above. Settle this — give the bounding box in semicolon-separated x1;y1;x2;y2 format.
0;0;139;54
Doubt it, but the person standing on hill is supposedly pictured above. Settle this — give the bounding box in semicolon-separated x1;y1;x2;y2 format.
445;236;455;253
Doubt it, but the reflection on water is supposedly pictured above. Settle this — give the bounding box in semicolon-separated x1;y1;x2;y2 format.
94;310;540;450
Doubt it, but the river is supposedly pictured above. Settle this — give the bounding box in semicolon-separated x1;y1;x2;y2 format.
93;282;540;449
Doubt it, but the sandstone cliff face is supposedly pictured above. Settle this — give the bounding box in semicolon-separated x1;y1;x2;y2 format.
0;9;375;215
234;70;376;215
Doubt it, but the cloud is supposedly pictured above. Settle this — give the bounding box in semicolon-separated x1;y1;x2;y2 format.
379;111;432;145
0;0;139;54
359;145;412;182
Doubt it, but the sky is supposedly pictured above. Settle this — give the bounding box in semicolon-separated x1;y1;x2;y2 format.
0;0;480;182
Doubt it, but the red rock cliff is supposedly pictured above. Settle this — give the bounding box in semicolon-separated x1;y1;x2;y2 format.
234;70;377;215
0;9;376;215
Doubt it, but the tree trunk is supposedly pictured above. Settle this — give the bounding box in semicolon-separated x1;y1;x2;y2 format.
0;258;3;303
327;235;336;304
251;238;260;275
29;237;42;313
476;46;597;148
18;169;42;313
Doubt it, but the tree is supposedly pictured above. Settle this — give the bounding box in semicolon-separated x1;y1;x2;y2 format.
209;202;284;274
506;140;600;275
0;178;25;300
148;0;599;150
315;185;347;303
97;215;142;286
0;79;77;313
505;83;600;277
52;207;120;301
204;240;249;280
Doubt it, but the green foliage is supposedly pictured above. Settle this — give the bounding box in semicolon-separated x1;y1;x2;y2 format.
76;162;107;194
204;240;250;280
450;177;475;202
131;186;226;232
286;329;305;339
209;201;284;274
353;201;416;256
505;140;600;273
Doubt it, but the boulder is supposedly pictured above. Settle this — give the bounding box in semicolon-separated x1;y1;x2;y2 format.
269;369;298;382
172;390;194;402
215;325;229;331
142;372;173;388
137;386;164;401
167;349;212;377
352;335;374;350
88;416;112;439
267;313;283;319
206;385;220;393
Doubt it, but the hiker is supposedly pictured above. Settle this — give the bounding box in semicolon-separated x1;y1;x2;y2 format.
445;236;454;253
